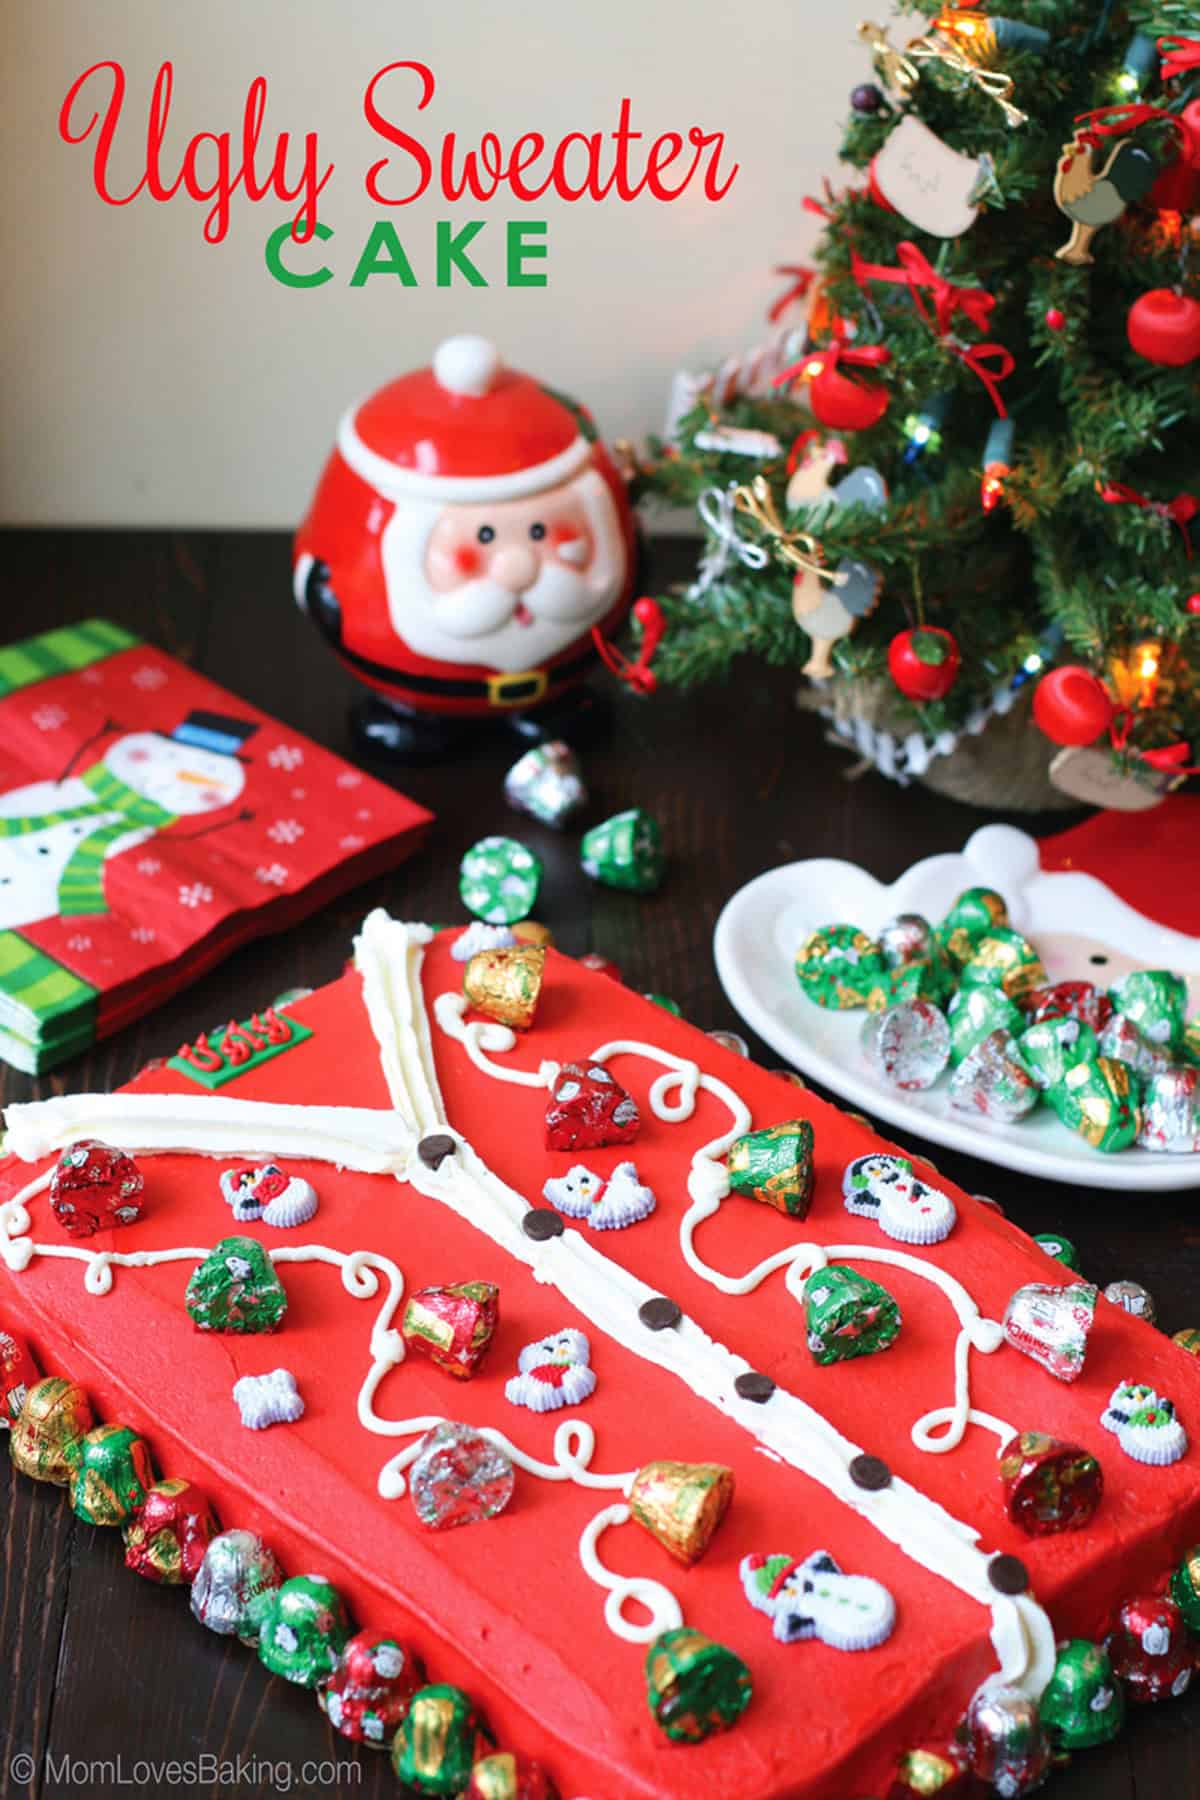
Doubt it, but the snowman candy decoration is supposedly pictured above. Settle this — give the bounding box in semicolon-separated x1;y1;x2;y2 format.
294;335;638;757
740;1549;896;1651
0;710;254;934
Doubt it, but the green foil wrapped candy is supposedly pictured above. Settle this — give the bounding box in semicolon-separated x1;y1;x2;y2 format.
644;1627;752;1743
252;1574;351;1687
863;955;954;1014
1169;1545;1200;1632
795;924;886;1010
9;1376;94;1485
1040;1639;1124;1750
727;1119;815;1218
948;985;1024;1065
459;837;543;925
1045;1056;1141;1153
1034;1233;1080;1271
1110;969;1189;1051
580;809;664;893
1019;1016;1099;1090
71;1423;154;1526
805;1264;901;1365
937;886;1009;967
186;1235;287;1334
391;1684;494;1794
957;927;1045;1002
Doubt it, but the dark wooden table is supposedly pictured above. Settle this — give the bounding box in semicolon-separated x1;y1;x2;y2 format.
1;532;1197;1800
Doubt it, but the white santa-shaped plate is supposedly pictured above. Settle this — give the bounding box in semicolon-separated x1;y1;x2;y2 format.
714;825;1200;1192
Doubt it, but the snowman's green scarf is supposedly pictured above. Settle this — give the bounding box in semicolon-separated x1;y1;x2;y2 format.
0;762;176;916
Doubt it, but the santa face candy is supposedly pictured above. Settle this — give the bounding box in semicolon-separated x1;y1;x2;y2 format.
459;837;543;925
123;1477;219;1583
402;1282;499;1379
49;1139;144;1238
727;1120;815;1217
629;1459;735;1565
796;924;886;1008
190;1529;284;1638
643;1628;752;1743
1003;1281;1096;1382
319;1630;425;1747
9;1375;94;1484
185;1237;287;1333
545;1061;639;1149
1039;1638;1124;1750
463;945;546;1031
805;1264;901;1364
580;808;664;893
504;741;586;829
861;998;950;1090
998;1431;1103;1537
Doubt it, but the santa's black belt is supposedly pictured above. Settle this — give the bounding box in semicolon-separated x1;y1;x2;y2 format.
337;639;597;706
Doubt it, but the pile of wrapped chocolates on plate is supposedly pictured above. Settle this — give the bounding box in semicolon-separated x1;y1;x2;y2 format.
796;888;1200;1154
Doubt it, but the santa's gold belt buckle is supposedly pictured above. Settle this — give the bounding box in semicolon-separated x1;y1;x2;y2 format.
487;669;547;707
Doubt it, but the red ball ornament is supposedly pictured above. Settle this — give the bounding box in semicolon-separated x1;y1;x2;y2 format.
1187;594;1200;616
1045;307;1066;333
808;357;891;432
1127;289;1200;367
1032;667;1114;747
887;628;961;702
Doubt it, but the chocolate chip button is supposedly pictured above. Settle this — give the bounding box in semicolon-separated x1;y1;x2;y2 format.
988;1553;1029;1596
734;1372;775;1404
848;1454;892;1492
638;1297;682;1332
418;1133;456;1171
522;1208;565;1242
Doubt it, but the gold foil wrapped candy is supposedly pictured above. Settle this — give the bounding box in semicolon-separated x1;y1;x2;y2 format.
463;946;546;1031
10;1376;95;1485
629;1460;735;1565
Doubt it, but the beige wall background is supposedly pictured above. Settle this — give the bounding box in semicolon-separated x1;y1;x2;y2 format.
1;0;899;528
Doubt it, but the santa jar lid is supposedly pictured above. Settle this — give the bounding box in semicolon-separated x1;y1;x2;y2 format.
338;335;593;504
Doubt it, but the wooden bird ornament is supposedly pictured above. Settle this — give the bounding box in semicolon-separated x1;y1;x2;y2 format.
782;436;887;680
1053;128;1158;265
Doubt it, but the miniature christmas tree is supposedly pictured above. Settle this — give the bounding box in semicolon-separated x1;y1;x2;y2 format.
637;3;1200;800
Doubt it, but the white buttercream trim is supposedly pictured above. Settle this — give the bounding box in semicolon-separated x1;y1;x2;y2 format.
579;1504;684;1643
3;1094;413;1175
337;407;592;506
433;992;558;1091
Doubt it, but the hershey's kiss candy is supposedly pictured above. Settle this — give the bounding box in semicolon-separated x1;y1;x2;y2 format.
1169;1544;1200;1632
1137;1064;1200;1154
998;1430;1103;1536
318;1629;425;1746
877;912;934;968
644;1627;752;1743
1103;1278;1156;1325
465;1752;561;1800
707;1028;750;1057
49;1139;144;1238
251;1574;352;1687
459;835;542;924
463;945;545;1031
504;739;587;829
964;1682;1051;1793
392;1685;494;1791
546;1060;639;1150
949;1029;1039;1122
1002;1281;1096;1382
0;1323;39;1428
402;1282;499;1378
191;1528;284;1638
1040;1639;1124;1750
727;1120;815;1218
580;808;664;893
1106;1592;1194;1702
862;998;950;1091
409;1421;514;1530
9;1376;94;1484
805;1264;901;1364
1046;1055;1141;1153
628;1460;734;1565
70;1423;155;1527
123;1477;219;1583
1098;1012;1172;1080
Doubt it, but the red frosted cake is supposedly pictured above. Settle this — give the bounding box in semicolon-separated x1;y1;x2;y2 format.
2;913;1199;1798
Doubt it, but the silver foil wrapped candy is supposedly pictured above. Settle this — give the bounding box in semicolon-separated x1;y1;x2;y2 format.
861;998;950;1091
190;1527;284;1640
504;740;587;829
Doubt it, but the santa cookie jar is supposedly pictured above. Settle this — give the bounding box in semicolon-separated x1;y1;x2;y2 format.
293;335;638;757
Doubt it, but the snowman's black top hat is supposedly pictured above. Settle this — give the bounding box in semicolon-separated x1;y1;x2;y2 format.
170;711;258;758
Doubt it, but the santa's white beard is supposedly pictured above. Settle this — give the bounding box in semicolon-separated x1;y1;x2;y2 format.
380;470;627;674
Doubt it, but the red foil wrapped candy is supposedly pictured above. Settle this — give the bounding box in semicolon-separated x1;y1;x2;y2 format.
1023;981;1113;1032
999;1431;1103;1536
123;1478;220;1583
1107;1593;1194;1703
49;1139;144;1239
0;1320;40;1427
545;1061;639;1151
401;1282;499;1379
318;1630;425;1746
